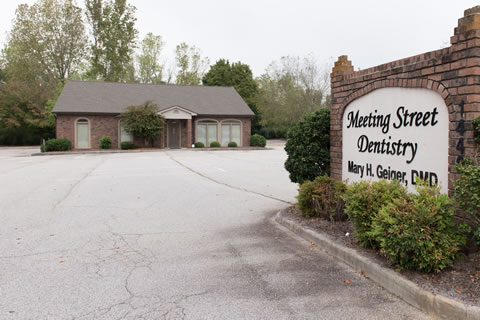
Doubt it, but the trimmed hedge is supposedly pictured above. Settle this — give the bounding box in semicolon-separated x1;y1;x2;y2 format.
210;141;221;148
194;141;205;148
120;141;135;150
228;141;237;147
44;138;72;152
250;134;266;147
99;136;112;149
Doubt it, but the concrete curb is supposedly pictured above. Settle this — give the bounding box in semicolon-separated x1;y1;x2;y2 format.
274;210;480;320
31;147;270;156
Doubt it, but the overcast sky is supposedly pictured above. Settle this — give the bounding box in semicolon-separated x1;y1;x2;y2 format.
0;0;479;76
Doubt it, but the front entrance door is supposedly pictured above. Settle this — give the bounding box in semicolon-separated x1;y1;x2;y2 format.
168;120;180;148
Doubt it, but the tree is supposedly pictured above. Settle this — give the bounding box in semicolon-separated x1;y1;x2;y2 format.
3;0;87;82
119;101;165;146
203;59;261;132
0;79;56;129
257;55;330;128
284;109;330;184
85;0;138;82
175;42;209;85
137;33;164;84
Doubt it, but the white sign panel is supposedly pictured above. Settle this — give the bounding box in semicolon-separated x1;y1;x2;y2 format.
342;87;449;193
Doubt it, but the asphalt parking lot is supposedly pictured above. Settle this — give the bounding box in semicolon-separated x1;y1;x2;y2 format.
0;143;428;319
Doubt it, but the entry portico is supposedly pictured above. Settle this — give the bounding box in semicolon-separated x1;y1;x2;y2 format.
159;106;196;149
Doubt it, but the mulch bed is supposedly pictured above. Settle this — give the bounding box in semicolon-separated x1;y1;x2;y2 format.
284;206;480;307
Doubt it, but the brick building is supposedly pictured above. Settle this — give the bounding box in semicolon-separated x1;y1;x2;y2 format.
52;80;253;149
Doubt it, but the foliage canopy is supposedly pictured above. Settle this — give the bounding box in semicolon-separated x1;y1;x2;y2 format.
85;0;138;82
119;101;165;147
203;59;261;132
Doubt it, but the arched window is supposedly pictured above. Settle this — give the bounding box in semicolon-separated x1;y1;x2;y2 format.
196;120;218;146
221;120;241;146
76;118;90;148
119;120;133;144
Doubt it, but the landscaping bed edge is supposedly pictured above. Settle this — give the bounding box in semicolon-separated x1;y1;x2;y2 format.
274;209;480;320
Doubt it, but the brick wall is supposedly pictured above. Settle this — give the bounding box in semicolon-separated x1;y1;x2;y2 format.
56;114;121;149
56;114;251;149
330;6;480;194
194;116;251;147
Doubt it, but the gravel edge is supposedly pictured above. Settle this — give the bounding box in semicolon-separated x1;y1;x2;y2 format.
274;209;480;320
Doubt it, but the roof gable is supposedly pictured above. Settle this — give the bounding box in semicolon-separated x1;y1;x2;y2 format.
52;80;254;116
159;105;197;120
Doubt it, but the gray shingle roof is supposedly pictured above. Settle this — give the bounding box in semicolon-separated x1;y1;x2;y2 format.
52;80;254;116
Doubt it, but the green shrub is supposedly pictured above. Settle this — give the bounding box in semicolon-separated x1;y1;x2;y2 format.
371;183;470;273
455;159;480;248
474;227;480;248
472;116;480;144
44;138;72;152
120;141;135;150
250;134;266;147
297;180;316;217
210;141;221;148
194;141;205;148
284;109;330;184
99;136;112;149
343;180;407;248
297;175;347;221
228;141;237;147
119;101;165;147
455;160;480;228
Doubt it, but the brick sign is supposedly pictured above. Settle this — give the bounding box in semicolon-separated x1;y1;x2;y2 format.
329;7;480;194
342;87;448;193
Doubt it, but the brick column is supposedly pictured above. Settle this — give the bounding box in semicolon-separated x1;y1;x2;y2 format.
187;119;193;148
330;56;354;181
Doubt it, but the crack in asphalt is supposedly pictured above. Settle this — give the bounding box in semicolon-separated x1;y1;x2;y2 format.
52;157;106;211
166;152;294;205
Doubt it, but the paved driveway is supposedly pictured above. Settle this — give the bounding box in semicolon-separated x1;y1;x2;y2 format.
0;144;428;319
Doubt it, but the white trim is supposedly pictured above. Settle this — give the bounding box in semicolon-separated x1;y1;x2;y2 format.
160;105;197;119
74;117;91;149
220;119;243;146
195;119;219;146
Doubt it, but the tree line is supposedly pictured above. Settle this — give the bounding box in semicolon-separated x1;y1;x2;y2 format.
0;0;330;145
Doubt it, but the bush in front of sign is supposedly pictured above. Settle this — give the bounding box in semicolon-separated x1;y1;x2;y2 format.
297;176;347;221
371;182;470;273
284;109;330;184
343;179;407;249
455;159;480;248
